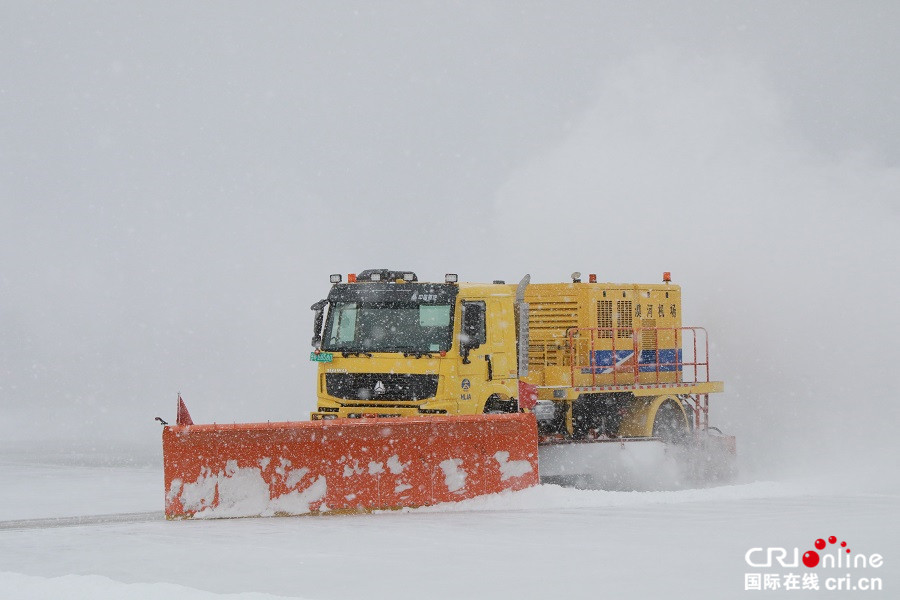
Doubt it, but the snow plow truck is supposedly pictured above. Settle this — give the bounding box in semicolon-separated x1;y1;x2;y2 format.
162;270;735;519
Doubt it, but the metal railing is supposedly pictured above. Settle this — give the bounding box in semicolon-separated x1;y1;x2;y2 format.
565;326;711;388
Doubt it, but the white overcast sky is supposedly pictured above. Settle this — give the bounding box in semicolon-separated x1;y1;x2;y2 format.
1;2;898;481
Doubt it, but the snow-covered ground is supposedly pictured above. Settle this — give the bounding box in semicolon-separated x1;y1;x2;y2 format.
1;452;896;599
0;459;159;521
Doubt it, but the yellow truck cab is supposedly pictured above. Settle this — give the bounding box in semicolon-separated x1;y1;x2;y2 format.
310;269;520;419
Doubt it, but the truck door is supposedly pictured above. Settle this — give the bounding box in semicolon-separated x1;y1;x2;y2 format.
457;299;489;413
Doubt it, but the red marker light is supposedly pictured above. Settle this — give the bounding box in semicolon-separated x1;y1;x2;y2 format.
589;274;597;283
663;272;671;283
348;273;357;283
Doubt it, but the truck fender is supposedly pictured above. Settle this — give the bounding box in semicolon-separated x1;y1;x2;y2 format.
479;383;519;413
617;395;687;438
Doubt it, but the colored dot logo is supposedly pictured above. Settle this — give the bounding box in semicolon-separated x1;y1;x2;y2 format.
803;535;850;567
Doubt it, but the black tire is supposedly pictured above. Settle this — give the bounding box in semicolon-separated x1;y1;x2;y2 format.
652;400;689;444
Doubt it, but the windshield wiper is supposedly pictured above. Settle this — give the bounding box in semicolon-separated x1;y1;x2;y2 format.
341;351;373;358
402;351;434;359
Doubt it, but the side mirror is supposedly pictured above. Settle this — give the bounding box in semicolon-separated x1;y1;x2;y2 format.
460;301;486;363
311;299;328;348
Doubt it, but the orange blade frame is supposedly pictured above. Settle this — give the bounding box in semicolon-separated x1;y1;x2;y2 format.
163;413;539;518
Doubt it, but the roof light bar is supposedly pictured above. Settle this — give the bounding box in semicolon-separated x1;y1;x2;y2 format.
370;273;382;281
329;274;342;284
445;273;458;283
663;271;671;283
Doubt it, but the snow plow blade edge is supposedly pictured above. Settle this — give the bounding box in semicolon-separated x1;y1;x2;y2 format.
163;413;539;519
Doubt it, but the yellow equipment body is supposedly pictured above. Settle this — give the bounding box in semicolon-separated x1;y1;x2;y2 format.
310;271;724;444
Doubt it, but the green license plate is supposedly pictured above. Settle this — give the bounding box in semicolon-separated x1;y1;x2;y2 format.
309;352;333;363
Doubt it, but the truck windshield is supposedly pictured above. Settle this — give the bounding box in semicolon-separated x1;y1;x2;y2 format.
323;302;453;353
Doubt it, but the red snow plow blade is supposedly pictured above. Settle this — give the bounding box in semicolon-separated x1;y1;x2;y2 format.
163;412;539;519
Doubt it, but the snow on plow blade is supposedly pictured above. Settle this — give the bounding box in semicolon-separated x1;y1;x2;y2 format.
163;413;539;519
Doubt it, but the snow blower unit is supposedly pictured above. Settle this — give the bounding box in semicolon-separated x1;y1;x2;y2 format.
162;270;735;518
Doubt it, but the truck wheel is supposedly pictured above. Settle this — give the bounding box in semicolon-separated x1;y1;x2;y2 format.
652;399;689;444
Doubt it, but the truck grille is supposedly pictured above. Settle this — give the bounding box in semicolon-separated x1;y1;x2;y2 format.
325;373;439;401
